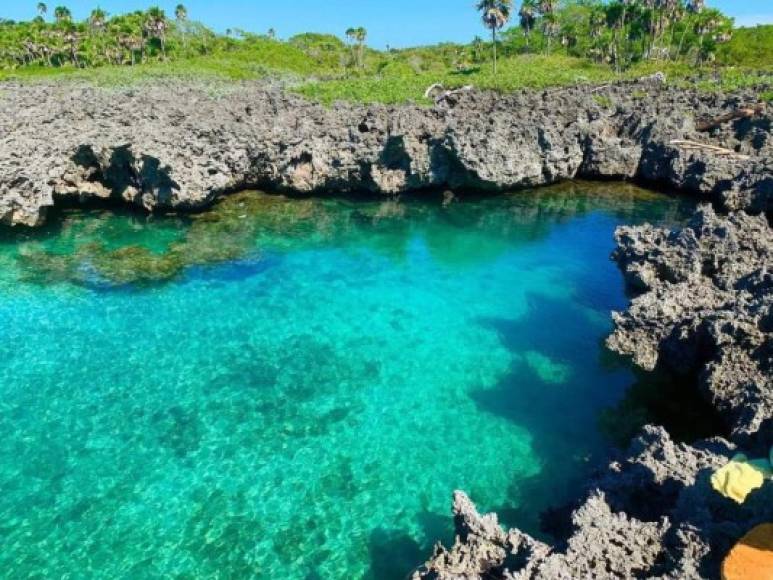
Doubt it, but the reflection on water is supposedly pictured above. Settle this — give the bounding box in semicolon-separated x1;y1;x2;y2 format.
0;182;693;578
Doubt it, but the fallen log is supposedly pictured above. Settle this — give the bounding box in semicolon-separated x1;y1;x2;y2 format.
669;139;751;160
424;83;474;105
696;104;766;132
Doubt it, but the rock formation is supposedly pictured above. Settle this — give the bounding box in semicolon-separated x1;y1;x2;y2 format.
0;80;770;227
608;206;772;441
400;86;771;580
413;428;773;579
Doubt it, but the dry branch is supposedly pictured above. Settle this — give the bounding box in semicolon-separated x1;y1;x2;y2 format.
696;104;766;132
669;139;751;160
424;83;474;105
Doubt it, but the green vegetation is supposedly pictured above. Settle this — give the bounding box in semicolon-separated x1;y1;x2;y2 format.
0;3;770;104
716;24;773;67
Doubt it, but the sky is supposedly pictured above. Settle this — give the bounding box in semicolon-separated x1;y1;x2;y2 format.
3;0;772;48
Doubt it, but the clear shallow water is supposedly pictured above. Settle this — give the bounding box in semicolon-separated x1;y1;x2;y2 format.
0;183;693;579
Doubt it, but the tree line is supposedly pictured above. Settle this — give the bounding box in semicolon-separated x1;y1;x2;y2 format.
0;3;221;68
0;1;740;74
478;0;734;74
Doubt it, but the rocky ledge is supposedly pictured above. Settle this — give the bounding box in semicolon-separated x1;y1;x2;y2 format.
0;79;771;227
413;210;771;578
609;205;772;442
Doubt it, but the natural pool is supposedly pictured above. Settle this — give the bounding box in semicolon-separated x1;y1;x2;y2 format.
0;183;695;578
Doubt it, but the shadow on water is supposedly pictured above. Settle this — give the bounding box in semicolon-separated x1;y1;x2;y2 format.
598;363;729;447
470;291;727;540
471;292;630;537
365;510;454;580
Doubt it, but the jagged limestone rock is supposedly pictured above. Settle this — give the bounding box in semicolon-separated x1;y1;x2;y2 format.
1;81;771;227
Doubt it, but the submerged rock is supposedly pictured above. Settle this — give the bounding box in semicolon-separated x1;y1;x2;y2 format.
413;180;771;579
0;81;770;227
2;79;771;578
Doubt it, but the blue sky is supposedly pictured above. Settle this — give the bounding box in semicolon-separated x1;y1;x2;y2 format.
3;1;772;48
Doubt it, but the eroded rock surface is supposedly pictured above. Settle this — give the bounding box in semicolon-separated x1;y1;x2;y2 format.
414;428;773;580
2;79;771;579
410;133;770;578
0;80;770;226
608;206;772;440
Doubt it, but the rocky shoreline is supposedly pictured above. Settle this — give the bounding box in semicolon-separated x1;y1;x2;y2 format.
1;79;771;578
413;208;772;580
0;79;770;227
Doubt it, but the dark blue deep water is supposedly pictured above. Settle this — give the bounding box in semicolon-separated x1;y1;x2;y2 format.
0;183;693;578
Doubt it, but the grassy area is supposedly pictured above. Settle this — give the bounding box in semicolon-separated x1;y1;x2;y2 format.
0;29;770;106
717;25;773;68
0;37;336;85
294;54;616;104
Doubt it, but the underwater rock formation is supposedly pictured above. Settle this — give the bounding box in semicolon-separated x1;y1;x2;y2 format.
2;79;771;578
0;80;770;227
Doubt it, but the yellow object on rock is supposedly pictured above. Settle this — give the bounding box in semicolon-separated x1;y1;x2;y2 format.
710;454;770;504
721;523;773;580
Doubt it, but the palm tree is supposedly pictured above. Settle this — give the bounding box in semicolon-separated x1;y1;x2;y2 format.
518;0;537;49
537;0;557;55
62;28;80;65
345;27;356;65
88;8;108;33
53;6;71;24
471;35;484;62
119;34;143;66
354;27;367;68
614;0;635;72
175;4;188;51
686;0;704;12
144;6;168;59
476;0;512;75
675;0;704;61
345;27;367;68
37;2;47;19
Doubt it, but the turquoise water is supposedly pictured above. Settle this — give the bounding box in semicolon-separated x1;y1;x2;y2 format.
0;184;692;579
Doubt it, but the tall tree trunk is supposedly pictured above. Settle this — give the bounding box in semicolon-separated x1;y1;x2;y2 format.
617;6;628;73
675;20;690;62
694;31;705;65
492;28;497;75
